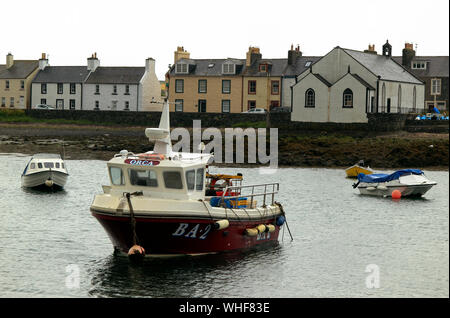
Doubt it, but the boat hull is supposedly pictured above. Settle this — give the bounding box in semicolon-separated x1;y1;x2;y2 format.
21;170;68;189
358;183;436;197
91;211;281;256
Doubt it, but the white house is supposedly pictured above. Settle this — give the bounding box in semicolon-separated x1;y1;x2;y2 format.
291;41;425;123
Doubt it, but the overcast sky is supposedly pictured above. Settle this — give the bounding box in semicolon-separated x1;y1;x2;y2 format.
2;0;449;79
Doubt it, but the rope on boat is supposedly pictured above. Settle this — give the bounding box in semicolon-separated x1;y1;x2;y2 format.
275;201;293;241
124;191;145;259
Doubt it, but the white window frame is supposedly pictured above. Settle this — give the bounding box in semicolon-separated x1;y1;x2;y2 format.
222;63;235;75
175;63;188;74
411;61;426;70
221;100;230;113
175;99;183;112
431;78;441;95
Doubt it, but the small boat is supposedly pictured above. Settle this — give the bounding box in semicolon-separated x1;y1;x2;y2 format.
90;101;288;257
345;160;373;178
21;153;69;189
353;169;437;197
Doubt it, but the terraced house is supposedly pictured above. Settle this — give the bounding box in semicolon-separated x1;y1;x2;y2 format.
0;53;39;109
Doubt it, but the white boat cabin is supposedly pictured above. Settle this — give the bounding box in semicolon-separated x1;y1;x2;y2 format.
23;153;68;176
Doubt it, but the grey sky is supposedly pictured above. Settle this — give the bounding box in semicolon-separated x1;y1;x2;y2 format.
2;0;449;79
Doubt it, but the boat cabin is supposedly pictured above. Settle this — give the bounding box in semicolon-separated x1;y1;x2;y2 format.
23;153;67;176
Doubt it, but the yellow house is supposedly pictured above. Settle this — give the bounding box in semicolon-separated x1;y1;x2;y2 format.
167;47;244;113
242;47;284;111
0;53;39;109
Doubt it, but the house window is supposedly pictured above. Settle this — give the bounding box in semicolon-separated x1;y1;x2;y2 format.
175;99;183;112
1;97;5;107
57;83;63;94
5;81;9;89
305;89;315;108
222;80;231;94
259;64;268;72
95;85;100;94
248;100;256;110
113;85;117;95
70;83;76;94
175;79;184;93
56;99;64;109
94;101;99;110
69;99;75;110
40;98;47;105
412;61;426;69
221;100;230;113
124;101;130;110
248;80;256;94
41;83;47;94
343;88;353;108
431;79;441;95
125;85;130;95
222;63;235;74
20;80;24;90
198;99;206;112
175;63;188;74
10;97;14;107
271;81;280;95
198;80;207;93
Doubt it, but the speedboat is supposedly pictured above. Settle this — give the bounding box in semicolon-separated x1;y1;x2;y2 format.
90;101;288;257
345;160;373;178
21;153;69;189
353;169;437;197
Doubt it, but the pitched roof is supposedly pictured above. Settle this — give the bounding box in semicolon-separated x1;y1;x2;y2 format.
85;67;145;84
0;60;39;79
169;58;245;76
392;56;449;78
343;49;423;84
32;66;90;83
283;56;321;76
351;73;375;90
313;73;332;87
243;58;288;76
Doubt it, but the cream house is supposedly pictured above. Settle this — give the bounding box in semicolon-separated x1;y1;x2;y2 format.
292;41;425;123
0;53;39;109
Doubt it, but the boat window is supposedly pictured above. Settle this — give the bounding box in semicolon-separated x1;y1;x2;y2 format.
186;170;195;190
109;166;124;185
38;163;43;169
62;163;65;169
196;168;204;191
129;169;158;187
44;162;54;168
163;171;183;189
55;162;60;169
30;163;35;169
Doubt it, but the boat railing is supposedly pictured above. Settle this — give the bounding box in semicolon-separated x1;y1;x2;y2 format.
219;183;279;207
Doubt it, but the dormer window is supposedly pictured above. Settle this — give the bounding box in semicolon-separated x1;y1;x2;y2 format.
412;61;426;70
222;63;235;75
259;64;268;72
176;63;188;74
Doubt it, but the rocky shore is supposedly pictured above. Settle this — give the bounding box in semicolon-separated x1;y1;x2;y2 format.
0;123;448;170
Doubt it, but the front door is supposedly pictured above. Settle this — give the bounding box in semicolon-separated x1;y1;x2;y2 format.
386;98;391;113
198;100;206;112
56;99;64;110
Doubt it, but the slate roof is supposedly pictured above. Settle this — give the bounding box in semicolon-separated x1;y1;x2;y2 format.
85;67;145;84
0;60;39;79
243;58;288;77
32;66;90;83
351;73;375;90
392;56;449;78
283;56;321;77
169;58;245;76
343;48;423;84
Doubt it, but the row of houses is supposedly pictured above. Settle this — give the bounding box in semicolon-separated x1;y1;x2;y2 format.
166;41;448;122
0;53;162;111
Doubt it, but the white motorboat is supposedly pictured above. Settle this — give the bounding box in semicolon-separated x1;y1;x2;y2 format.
353;169;437;197
21;153;69;189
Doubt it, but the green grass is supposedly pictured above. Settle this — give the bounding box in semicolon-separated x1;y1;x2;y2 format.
231;121;267;128
0;109;106;126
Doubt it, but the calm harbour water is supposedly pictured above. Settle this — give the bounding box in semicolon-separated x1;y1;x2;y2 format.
0;154;448;298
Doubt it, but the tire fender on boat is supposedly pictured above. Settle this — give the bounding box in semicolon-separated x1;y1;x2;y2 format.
214;219;229;230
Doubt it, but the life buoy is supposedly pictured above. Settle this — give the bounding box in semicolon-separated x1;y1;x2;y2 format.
136;153;165;161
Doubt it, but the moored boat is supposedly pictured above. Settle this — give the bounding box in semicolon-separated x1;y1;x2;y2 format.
345;160;373;178
90;101;288;257
21;153;69;189
353;169;437;197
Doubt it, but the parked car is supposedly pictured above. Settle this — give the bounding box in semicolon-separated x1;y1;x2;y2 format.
270;106;291;113
242;108;266;114
35;104;55;110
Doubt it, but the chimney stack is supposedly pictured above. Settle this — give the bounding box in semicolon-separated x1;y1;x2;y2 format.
288;44;302;65
174;46;190;64
39;53;49;70
402;42;416;67
6;53;14;69
246;46;262;67
87;52;100;72
145;57;155;73
364;44;377;54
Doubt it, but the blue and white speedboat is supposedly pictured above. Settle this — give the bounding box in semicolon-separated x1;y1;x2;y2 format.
353;169;437;197
21;153;69;189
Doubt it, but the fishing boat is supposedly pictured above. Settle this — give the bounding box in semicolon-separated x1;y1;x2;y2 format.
345;160;373;178
353;169;437;197
90;101;288;258
21;153;69;189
